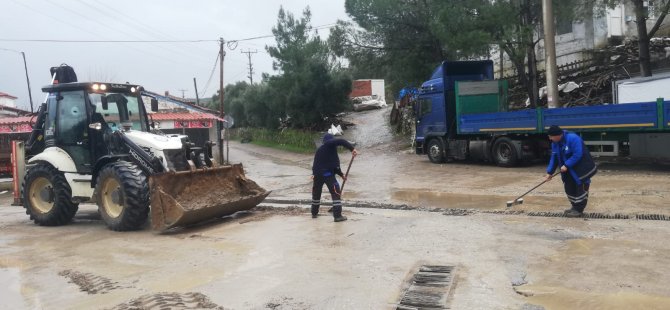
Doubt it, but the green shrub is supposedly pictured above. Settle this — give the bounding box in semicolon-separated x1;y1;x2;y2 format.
229;128;317;153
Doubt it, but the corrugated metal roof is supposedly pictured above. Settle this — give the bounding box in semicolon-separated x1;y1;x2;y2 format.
0;116;32;125
0;113;221;125
0;92;18;99
149;112;222;121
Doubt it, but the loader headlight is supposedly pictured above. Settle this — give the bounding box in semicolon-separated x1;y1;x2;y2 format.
130;87;136;93
92;84;100;91
100;84;107;91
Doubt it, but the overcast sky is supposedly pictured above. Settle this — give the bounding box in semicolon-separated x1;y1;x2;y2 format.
0;0;348;111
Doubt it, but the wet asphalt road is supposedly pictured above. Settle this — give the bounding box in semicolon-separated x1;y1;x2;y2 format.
1;107;670;309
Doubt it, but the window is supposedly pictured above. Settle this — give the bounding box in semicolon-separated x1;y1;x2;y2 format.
555;5;573;35
89;92;145;131
57;91;88;144
418;98;432;116
556;20;572;35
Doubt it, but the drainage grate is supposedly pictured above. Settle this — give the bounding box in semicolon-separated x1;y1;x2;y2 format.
636;214;670;221
524;212;631;219
397;265;455;310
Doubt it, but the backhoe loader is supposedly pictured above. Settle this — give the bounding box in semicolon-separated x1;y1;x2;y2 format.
15;64;269;231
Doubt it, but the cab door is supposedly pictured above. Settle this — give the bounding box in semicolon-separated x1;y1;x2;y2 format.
54;90;92;173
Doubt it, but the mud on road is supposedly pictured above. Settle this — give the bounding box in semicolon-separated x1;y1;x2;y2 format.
2;107;670;309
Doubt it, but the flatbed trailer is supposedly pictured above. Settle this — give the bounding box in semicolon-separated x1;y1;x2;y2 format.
414;60;670;166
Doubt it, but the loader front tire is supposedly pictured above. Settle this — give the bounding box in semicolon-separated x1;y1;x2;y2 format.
22;163;79;226
96;161;149;231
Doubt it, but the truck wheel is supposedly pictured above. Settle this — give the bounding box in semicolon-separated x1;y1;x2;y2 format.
492;137;518;167
427;138;446;163
96;161;149;231
22;163;79;226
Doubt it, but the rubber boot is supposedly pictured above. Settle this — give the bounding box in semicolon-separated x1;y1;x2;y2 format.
332;206;347;222
565;209;583;218
311;205;319;219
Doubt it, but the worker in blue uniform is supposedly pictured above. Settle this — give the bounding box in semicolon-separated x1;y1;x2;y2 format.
311;133;358;222
546;125;598;217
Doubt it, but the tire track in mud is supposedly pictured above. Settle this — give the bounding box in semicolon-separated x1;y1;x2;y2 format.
107;292;224;310
58;270;122;294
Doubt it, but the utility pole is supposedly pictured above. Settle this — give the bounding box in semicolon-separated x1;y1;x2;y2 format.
21;52;34;113
193;77;200;105
178;89;187;98
241;49;257;84
218;37;226;164
542;0;559;108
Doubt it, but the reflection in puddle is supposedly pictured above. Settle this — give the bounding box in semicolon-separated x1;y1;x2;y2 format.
391;190;502;209
0;268;27;309
390;189;564;210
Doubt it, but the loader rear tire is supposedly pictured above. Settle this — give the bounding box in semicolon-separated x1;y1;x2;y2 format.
22;163;78;226
96;161;149;231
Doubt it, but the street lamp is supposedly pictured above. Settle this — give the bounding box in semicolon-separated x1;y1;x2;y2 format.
0;48;35;112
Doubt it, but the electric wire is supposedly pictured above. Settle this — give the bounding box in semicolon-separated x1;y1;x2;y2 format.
199;52;220;98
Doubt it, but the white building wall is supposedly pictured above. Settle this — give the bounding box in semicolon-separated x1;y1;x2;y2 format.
493;9;610;78
0;97;17;108
370;80;385;101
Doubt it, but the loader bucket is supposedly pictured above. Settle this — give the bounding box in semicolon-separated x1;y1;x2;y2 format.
149;164;270;231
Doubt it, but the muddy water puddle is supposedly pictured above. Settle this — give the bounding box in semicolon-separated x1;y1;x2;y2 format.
391;190;563;210
518;285;670;310
519;238;670;309
0;267;27;309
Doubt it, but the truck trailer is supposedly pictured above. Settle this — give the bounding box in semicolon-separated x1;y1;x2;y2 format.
414;60;670;166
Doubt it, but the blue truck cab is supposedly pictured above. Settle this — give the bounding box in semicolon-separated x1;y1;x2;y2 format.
414;60;670;166
416;61;494;144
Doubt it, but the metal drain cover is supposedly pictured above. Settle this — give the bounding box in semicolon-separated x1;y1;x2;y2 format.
397;265;455;309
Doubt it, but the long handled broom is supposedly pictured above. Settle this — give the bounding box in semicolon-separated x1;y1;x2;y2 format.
506;171;559;208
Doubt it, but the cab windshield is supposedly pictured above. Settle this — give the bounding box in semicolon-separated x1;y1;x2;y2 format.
88;92;147;132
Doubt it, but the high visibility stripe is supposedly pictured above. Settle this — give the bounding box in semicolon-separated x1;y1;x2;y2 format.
545;123;654;129
479;127;536;132
567;192;588;200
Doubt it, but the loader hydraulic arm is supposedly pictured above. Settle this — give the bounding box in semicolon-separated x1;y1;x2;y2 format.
111;130;165;175
25;102;47;156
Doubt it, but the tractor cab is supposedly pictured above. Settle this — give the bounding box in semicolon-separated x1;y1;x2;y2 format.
39;82;150;174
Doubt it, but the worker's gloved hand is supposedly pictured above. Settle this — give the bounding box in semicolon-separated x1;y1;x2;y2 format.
560;165;568;173
352;149;359;156
545;174;554;181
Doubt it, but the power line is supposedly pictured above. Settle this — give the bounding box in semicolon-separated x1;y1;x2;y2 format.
7;0;209;69
228;23;338;43
0;23;339;44
87;0;181;41
199;52;220;97
0;39;217;43
42;0;213;66
0;47;21;53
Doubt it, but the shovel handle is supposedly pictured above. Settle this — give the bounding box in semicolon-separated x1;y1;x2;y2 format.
339;153;356;195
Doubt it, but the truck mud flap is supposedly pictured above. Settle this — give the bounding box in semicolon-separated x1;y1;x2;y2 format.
149;164;270;231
